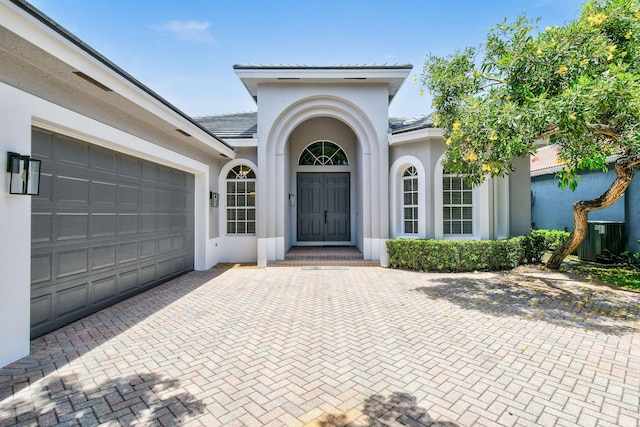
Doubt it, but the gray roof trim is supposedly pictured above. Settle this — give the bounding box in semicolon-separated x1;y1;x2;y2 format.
9;0;233;151
233;64;414;70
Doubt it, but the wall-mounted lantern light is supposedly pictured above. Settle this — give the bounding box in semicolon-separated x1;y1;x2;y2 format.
289;193;296;207
6;152;41;195
210;191;219;207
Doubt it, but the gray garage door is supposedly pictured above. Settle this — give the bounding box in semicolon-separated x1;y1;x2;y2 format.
30;128;195;338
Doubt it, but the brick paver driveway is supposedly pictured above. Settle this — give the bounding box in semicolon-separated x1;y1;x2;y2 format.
1;266;639;426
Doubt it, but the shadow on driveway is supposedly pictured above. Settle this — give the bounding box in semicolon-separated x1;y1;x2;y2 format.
1;269;226;400
0;371;204;426
318;392;459;426
412;266;639;335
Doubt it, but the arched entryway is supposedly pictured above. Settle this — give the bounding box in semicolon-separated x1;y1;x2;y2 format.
295;139;352;244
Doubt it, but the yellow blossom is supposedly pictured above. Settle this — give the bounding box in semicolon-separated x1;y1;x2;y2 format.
419;89;424;96
452;121;461;131
587;13;607;25
625;31;632;39
493;167;499;173
506;95;511;100
431;101;436;107
546;26;552;32
581;58;589;66
446;137;452;146
468;151;477;162
608;45;617;52
569;114;576;121
557;65;568;74
607;53;614;61
622;51;628;57
413;75;417;83
482;164;490;172
536;49;542;55
499;24;505;30
489;134;498;141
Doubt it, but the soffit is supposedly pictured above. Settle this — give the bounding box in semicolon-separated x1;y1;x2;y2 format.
234;64;413;103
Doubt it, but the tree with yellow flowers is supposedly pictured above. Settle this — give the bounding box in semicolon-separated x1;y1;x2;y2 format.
422;0;640;269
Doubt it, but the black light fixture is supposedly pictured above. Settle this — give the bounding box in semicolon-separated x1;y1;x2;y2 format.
6;152;41;195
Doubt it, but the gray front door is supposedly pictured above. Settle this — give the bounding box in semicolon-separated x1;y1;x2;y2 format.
297;173;350;242
30;128;195;338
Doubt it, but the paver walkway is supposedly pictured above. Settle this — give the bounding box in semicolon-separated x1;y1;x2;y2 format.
1;266;639;426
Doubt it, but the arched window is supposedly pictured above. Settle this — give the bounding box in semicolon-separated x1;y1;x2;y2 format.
226;165;256;235
299;141;348;165
442;171;473;235
402;167;419;235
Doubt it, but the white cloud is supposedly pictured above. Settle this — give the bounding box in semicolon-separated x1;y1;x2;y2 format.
152;20;215;44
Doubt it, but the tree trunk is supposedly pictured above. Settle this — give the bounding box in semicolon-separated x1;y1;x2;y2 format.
546;153;640;270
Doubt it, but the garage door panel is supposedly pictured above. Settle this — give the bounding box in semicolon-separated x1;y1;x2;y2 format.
32;213;53;243
57;136;89;167
93;275;117;305
92;147;117;174
57;248;88;278
58;176;89;204
92;245;116;270
57;213;89;241
30;294;52;328
57;282;89;317
31;128;195;338
92;214;117;238
31;252;52;284
93;181;117;205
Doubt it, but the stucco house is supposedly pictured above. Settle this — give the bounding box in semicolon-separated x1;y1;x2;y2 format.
530;144;639;254
0;0;531;367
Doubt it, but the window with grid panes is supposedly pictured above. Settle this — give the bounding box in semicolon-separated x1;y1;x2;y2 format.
442;171;473;235
226;165;256;235
402;166;419;234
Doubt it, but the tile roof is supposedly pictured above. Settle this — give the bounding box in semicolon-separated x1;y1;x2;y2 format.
531;144;563;172
194;112;257;139
195;112;436;139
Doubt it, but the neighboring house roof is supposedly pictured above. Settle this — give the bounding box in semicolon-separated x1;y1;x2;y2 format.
531;145;563;175
195;112;436;139
389;114;434;134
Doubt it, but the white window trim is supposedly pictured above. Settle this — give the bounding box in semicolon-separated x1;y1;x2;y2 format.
389;156;426;238
434;154;488;240
219;159;258;237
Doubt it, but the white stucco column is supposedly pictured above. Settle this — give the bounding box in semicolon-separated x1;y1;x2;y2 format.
0;84;32;367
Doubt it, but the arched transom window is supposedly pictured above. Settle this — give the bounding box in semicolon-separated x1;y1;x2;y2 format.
442;171;473;235
299;141;348;166
402;166;419;235
226;165;256;235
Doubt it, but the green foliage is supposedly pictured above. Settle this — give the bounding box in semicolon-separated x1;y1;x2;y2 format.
386;236;544;272
621;239;640;263
565;262;640;289
531;229;571;251
421;0;640;190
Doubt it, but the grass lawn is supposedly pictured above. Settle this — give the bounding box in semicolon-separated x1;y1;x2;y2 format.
558;255;640;291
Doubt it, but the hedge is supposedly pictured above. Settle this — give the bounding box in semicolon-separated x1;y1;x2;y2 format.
531;229;571;251
387;234;546;272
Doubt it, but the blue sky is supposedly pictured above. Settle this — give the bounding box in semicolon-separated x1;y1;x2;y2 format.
29;0;583;118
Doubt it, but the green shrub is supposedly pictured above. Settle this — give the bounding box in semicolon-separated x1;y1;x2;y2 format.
531;229;571;251
386;236;542;272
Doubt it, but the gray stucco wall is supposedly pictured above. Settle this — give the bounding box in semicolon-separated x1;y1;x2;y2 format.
531;165;638;253
509;156;532;237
